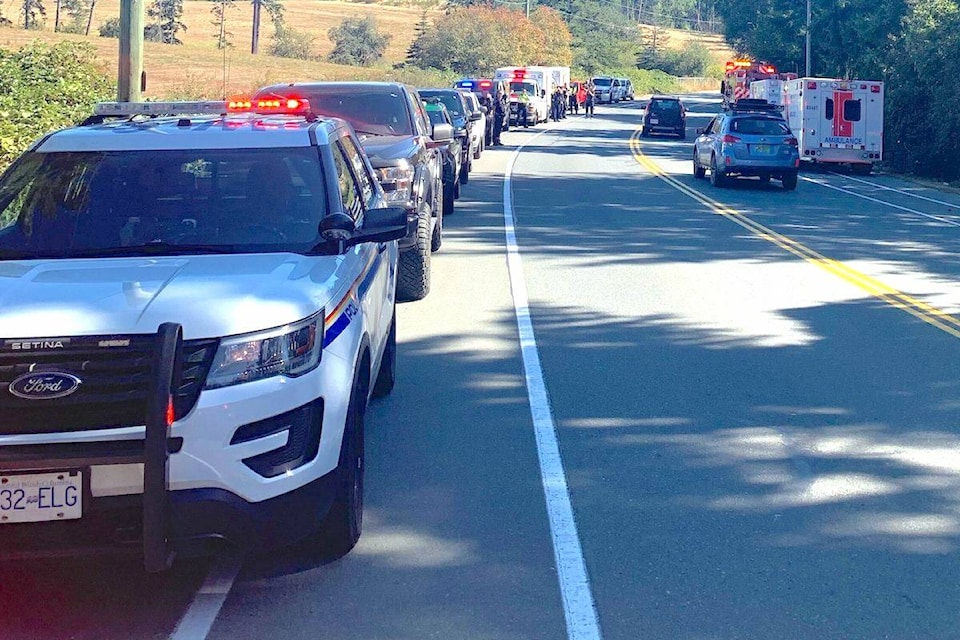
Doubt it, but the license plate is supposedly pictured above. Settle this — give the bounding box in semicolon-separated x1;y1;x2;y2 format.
753;144;772;154
0;471;82;523
650;118;659;124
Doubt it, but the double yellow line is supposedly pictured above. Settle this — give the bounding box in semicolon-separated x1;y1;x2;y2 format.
628;130;960;340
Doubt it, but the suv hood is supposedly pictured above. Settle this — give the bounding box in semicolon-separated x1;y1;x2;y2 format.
0;254;342;340
359;135;418;164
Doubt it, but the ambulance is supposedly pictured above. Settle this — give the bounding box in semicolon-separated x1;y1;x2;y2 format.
493;66;570;126
782;78;884;172
721;60;779;106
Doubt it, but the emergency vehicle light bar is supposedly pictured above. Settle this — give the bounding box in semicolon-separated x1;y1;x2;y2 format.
94;101;228;117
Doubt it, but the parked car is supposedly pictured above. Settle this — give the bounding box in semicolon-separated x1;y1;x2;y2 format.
621;78;635;101
423;99;462;217
255;82;449;300
693;99;800;190
458;89;486;159
0;98;408;570
641;95;687;139
418;89;477;185
591;76;615;104
454;78;509;136
611;78;626;102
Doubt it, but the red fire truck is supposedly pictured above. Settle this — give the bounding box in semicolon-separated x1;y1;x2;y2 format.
721;60;792;106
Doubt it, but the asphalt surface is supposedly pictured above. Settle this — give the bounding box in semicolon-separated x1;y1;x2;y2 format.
5;93;960;639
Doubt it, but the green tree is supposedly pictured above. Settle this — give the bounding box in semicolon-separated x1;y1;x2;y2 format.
147;0;187;44
405;11;430;67
210;0;236;49
327;15;391;67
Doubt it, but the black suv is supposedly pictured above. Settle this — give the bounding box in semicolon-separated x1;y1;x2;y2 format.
418;89;478;185
641;96;687;139
255;82;450;301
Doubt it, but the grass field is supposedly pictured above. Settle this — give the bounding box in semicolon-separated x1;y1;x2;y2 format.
0;1;734;98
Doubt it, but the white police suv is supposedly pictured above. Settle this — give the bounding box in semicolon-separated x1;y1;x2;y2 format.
0;99;407;570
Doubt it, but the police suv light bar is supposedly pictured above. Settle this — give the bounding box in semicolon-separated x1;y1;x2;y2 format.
94;101;229;117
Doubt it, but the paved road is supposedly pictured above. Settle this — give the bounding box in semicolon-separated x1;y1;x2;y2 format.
5;94;960;639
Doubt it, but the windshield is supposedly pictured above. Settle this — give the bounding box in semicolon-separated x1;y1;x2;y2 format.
593;78;612;87
419;91;464;117
267;90;412;137
508;81;537;94
0;148;328;259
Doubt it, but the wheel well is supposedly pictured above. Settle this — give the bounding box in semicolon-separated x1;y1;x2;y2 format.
356;343;372;401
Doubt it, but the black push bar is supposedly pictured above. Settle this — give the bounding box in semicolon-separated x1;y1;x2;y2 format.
143;322;183;573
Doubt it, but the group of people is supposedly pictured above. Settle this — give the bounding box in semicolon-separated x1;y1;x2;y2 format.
551;83;597;121
477;79;601;148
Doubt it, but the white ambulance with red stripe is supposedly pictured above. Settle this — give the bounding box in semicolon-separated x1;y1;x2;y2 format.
783;78;884;173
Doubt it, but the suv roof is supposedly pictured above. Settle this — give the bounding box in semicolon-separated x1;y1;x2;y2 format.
40;113;344;153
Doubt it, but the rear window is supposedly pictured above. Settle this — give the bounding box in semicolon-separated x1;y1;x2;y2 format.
420;91;465;117
730;118;790;135
650;100;681;114
843;99;862;122
0;148;327;259
272;89;412;137
593;78;612;87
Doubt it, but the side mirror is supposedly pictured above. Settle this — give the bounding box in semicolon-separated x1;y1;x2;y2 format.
431;122;453;142
349;205;409;246
469;111;482;121
696;127;706;134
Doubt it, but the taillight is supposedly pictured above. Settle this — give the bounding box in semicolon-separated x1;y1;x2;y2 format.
785;137;798;146
871;85;881;93
166;395;176;426
721;134;741;144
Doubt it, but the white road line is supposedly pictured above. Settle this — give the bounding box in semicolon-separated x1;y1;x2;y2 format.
503;124;603;640
827;171;960;209
802;175;960;228
168;552;243;640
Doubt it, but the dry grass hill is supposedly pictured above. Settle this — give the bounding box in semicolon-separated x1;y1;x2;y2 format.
0;1;734;98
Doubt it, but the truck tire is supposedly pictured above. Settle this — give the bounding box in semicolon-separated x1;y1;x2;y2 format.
431;208;443;253
443;182;455;216
317;358;367;558
372;310;396;398
397;208;431;302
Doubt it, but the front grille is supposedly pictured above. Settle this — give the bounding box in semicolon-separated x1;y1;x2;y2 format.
0;335;218;435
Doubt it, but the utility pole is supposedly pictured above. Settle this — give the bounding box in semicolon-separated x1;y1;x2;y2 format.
251;0;260;54
118;0;144;101
805;0;811;77
525;0;529;18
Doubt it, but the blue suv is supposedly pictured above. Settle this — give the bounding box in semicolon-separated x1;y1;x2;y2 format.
693;99;800;190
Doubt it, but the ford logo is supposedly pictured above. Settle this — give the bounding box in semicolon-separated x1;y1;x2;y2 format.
8;372;82;400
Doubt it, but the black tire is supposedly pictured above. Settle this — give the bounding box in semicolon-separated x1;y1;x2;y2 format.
371;310;396;398
710;155;727;187
430;209;442;253
474;139;482;160
317;361;367;558
453;177;460;199
640;128;649;138
396;208;430;302
693;154;706;179
678;128;686;140
443;182;455;216
782;172;798;191
460;155;470;184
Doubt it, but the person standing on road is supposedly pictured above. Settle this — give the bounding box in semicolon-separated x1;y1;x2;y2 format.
551;87;562;122
569;85;578;115
481;92;495;147
492;92;505;145
517;90;531;127
584;84;595;118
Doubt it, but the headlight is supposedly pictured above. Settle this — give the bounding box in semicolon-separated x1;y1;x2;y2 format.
375;161;414;205
205;312;324;389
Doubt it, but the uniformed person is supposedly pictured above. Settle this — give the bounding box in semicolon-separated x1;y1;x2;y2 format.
492;92;505;145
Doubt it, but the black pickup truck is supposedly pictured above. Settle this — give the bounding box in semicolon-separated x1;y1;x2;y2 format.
255;82;450;301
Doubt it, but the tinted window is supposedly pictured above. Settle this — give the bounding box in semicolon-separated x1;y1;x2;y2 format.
508;81;537;94
332;144;363;222
340;136;376;207
289;89;412;136
731;118;791;135
0;148;326;258
650;100;681;115
843;99;862;122
593;78;612;87
825;98;834;120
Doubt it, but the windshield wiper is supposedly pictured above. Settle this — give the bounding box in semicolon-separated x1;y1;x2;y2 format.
65;242;234;258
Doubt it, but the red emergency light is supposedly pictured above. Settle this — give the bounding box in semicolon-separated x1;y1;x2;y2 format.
807;81;818;90
513;69;527;79
871;85;880;93
228;97;311;115
479;80;492;89
759;64;777;74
